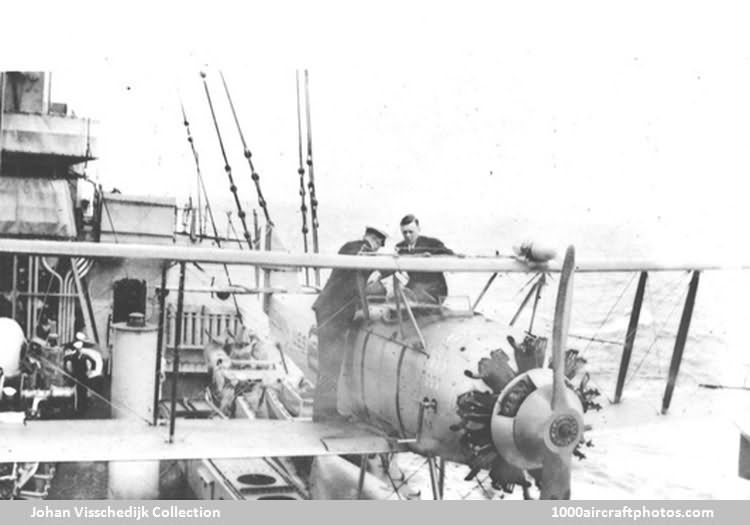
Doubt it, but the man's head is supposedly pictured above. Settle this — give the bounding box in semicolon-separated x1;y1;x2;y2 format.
73;341;84;353
400;214;420;246
364;226;387;250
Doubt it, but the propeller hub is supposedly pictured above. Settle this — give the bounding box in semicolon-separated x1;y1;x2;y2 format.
548;413;582;448
490;368;584;470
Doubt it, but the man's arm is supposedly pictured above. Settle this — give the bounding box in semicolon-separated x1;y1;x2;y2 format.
85;354;97;370
337;241;363;255
416;236;454;256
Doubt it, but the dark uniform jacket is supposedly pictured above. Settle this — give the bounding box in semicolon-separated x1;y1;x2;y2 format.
63;351;96;380
312;240;375;326
396;235;454;302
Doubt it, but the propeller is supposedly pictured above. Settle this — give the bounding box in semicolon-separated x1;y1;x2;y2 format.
540;245;582;499
455;245;588;498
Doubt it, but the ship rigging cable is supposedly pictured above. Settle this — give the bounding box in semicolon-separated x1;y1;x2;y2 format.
219;71;273;227
200;72;255;250
304;70;321;286
296;70;311;285
179;99;244;323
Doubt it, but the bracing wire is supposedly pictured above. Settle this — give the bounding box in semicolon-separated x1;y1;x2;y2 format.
179;97;243;323
219;71;273;227
625;273;691;387
304;70;321;286
200;71;255;249
296;70;311;285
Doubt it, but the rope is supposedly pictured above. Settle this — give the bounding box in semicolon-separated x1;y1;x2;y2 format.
179;98;243;323
219;71;273;227
200;72;255;250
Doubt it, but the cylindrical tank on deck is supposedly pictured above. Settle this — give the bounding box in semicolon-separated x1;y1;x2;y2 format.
0;317;25;377
108;312;159;499
110;312;158;420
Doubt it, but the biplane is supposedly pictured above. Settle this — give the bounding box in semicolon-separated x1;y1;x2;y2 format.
1;237;748;500
1;69;749;501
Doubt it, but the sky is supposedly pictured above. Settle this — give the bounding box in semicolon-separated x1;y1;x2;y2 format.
3;1;750;256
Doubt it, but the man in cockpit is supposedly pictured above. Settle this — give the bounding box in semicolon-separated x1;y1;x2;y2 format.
395;214;454;304
311;226;387;421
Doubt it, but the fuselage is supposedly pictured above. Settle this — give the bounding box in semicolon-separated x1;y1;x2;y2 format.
268;295;517;464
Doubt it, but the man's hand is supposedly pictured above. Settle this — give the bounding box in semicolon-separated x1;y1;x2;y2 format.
395;271;409;285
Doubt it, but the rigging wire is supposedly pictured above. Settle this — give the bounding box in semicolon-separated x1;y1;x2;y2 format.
625;273;690;388
474;475;495;499
79;119;114;250
304;70;321;286
179;98;244;323
379;455;403;500
581;272;637;354
528;272;546;333
219;71;273;227
460;473;493;500
296;70;311;285
222;211;243;248
200;71;255;250
554;272;636;404
568;333;623;346
389;457;430;499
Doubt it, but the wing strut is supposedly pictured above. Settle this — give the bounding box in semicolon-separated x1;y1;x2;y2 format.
614;271;648;403
661;270;701;414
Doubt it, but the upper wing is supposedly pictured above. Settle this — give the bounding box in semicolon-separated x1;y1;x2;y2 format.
1;238;747;273
0;418;406;463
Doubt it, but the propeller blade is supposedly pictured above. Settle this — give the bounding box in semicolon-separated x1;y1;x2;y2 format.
540;447;572;500
551;245;575;410
541;245;577;500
